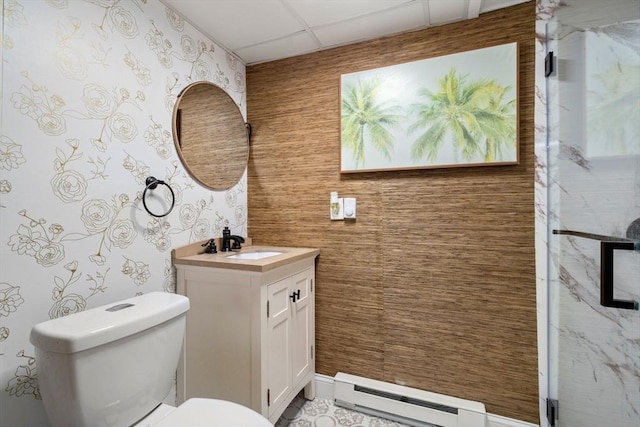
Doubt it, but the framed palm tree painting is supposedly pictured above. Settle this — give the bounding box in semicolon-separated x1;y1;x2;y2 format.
340;42;519;173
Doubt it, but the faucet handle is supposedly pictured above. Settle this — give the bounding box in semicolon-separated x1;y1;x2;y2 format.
201;239;217;254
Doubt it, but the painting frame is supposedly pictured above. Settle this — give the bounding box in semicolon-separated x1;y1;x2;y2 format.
340;42;519;173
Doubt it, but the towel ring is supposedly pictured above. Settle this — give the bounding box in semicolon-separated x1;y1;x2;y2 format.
143;176;175;218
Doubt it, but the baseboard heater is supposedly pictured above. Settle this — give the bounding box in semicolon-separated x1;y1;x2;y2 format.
334;373;487;427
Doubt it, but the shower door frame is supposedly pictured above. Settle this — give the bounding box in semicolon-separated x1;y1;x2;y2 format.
535;1;640;426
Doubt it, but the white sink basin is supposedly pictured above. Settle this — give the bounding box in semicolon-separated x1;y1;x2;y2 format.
227;251;283;260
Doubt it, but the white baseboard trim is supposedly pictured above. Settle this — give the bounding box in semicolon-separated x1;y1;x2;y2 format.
487;413;538;427
313;374;538;427
315;373;335;400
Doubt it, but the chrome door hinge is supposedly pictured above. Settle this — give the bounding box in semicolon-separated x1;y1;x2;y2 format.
546;398;558;427
311;278;313;292
266;300;269;318
311;344;314;359
267;389;270;406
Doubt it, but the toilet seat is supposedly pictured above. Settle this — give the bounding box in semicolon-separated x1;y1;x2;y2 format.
151;398;273;427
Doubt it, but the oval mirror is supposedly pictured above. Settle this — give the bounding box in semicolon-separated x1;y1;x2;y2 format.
172;81;249;191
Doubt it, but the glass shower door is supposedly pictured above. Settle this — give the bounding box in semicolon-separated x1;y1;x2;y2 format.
546;1;640;426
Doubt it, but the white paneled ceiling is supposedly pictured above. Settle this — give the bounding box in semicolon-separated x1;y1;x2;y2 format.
162;0;532;65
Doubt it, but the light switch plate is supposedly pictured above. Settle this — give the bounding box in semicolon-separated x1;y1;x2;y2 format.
344;198;356;219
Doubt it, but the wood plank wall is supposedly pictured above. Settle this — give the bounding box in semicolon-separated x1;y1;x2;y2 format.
247;3;537;423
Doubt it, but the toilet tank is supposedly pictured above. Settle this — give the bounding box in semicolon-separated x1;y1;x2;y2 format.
30;292;190;427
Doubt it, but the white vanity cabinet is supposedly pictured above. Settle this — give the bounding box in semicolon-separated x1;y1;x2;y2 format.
172;244;318;424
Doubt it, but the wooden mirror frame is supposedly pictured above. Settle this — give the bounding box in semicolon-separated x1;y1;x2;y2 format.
172;81;249;190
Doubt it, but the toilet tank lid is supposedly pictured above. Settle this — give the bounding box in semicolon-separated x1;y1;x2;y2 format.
30;292;190;354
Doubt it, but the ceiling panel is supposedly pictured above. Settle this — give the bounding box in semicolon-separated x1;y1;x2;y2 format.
313;2;427;47
234;31;320;64
163;0;305;49
481;0;531;13
287;0;415;27
161;0;533;65
428;0;468;24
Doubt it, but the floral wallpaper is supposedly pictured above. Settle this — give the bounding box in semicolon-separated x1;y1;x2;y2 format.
0;0;247;425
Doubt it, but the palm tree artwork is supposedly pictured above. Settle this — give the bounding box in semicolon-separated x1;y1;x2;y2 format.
341;78;404;169
408;69;516;165
340;42;518;172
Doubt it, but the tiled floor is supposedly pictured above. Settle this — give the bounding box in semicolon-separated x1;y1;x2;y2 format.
276;395;411;427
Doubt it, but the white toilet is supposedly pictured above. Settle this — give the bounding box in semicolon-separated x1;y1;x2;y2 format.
29;292;273;427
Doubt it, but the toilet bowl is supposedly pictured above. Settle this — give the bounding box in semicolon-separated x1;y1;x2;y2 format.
29;292;273;427
136;399;272;427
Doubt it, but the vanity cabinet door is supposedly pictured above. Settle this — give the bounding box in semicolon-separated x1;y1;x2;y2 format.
266;277;292;412
290;269;313;387
266;268;314;416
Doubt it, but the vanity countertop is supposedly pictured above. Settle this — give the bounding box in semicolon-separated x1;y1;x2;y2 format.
171;239;319;273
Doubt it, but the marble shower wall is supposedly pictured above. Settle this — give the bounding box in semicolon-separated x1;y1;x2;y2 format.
0;1;246;425
535;1;640;426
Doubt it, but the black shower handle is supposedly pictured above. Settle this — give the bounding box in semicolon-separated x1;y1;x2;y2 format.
601;241;639;310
